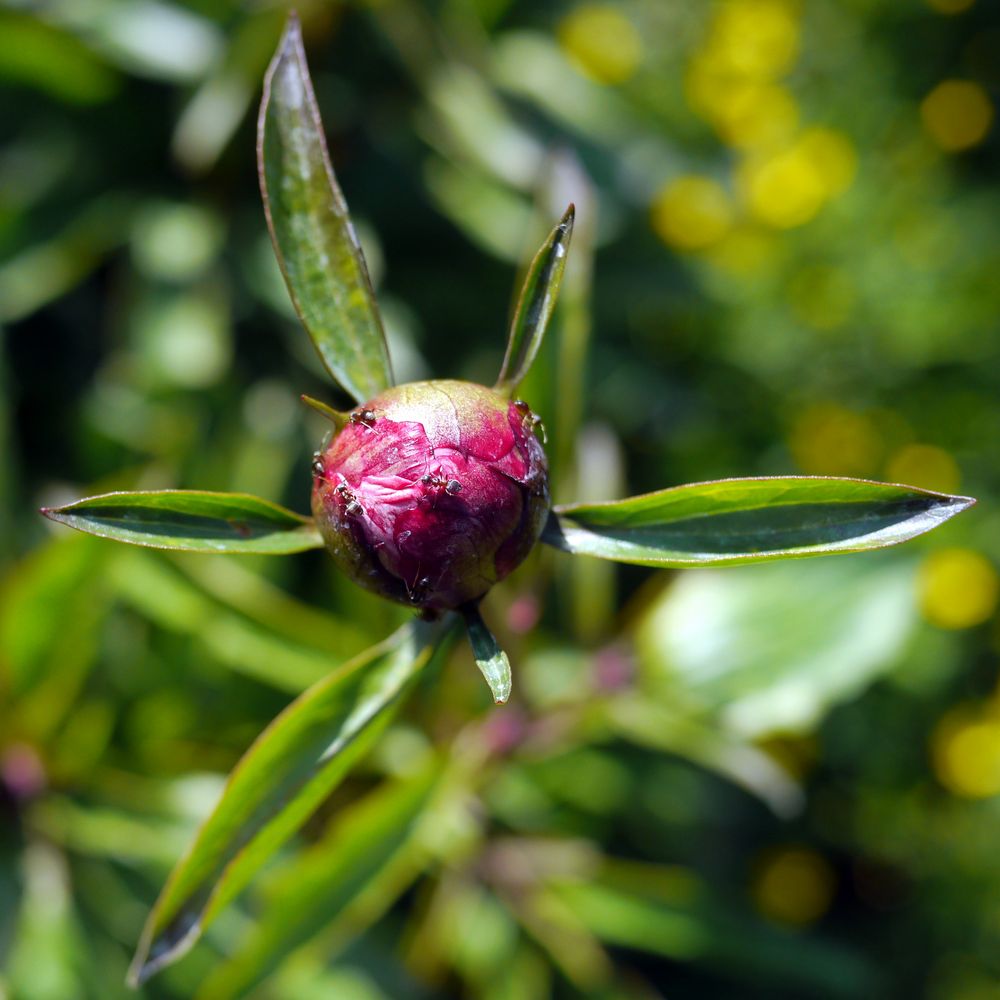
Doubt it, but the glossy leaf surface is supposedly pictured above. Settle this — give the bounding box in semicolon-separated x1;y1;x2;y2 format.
463;606;512;704
198;764;443;1000
128;617;454;985
258;14;393;403
495;204;574;397
542;476;974;567
42;490;323;554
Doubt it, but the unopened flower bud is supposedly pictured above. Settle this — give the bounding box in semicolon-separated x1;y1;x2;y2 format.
312;380;549;612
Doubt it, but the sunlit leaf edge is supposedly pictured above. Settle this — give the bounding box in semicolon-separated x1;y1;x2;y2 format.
495;203;575;397
128;616;456;986
41;489;323;554
541;475;976;567
462;605;512;704
257;13;393;403
196;761;444;1000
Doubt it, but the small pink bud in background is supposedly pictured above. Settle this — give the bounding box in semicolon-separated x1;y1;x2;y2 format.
312;380;549;612
2;743;46;801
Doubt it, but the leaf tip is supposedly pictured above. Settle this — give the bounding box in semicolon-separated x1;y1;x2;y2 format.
39;505;68;525
126;912;203;989
930;490;977;524
300;394;348;427
126;943;157;989
483;646;512;704
462;606;513;705
281;8;302;45
557;204;575;243
125;959;149;990
267;10;304;87
492;675;512;705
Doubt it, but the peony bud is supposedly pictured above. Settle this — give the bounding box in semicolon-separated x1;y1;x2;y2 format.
311;380;549;612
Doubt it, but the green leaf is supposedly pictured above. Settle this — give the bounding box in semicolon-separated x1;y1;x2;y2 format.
0;534;105;695
0;12;119;105
541;476;975;567
197;763;443;1000
128;617;456;986
107;551;370;694
599;697;803;816
41;490;323;555
633;557;919;739
463;606;512;704
31;796;192;869
495;204;574;397
548;864;874;996
258;14;393;403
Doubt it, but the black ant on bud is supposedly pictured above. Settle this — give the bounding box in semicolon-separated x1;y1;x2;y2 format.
513;400;546;443
420;473;463;495
350;408;376;428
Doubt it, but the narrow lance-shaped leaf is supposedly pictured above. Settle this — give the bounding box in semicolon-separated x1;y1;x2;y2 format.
197;763;444;1000
41;491;324;555
495;204;575;397
463;605;512;704
542;476;975;567
128;617;456;986
259;14;393;403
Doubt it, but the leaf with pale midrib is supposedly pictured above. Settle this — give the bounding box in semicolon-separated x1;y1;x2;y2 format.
42;490;324;554
127;616;456;986
495;204;574;397
541;476;975;566
258;13;393;403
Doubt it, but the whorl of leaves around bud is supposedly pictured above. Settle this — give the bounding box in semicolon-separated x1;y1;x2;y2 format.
311;379;549;613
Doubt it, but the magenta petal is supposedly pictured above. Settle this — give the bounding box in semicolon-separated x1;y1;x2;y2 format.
312;380;550;611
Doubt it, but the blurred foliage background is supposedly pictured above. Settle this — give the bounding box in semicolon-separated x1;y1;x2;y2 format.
1;0;999;997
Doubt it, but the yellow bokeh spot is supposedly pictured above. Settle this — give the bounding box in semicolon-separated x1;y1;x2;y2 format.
707;0;801;81
740;145;826;227
933;708;1000;798
651;175;734;251
885;443;961;495
752;847;835;926
685;2;801;147
921;80;994;152
925;0;976;14
686;50;747;124
739;128;856;229
558;5;643;85
788;403;881;477
919;549;999;630
713;81;800;148
787;265;855;330
797;128;857;196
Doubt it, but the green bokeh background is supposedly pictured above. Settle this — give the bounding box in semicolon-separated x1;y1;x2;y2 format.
2;1;999;997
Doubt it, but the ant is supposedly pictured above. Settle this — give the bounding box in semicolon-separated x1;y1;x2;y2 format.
350;408;376;428
513;399;546;443
420;473;463;495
